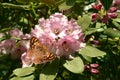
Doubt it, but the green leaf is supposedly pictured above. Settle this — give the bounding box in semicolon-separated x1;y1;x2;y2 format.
79;46;106;57
81;55;92;62
58;2;73;10
100;0;113;11
112;20;120;31
10;75;34;80
112;18;120;23
16;0;39;4
77;15;91;31
66;0;76;6
63;56;84;74
96;22;102;28
40;58;59;80
85;28;98;35
13;67;35;77
104;28;120;38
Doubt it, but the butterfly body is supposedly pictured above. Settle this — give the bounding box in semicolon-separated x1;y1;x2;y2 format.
27;36;55;64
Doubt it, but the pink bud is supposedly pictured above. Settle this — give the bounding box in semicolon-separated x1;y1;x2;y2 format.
90;68;99;74
91;40;100;45
109;7;118;13
84;64;90;70
92;3;102;10
90;63;99;68
108;13;118;18
101;15;110;23
92;13;98;22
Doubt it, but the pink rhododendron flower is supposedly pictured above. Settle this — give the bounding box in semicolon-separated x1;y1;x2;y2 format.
21;52;33;68
0;39;15;55
22;13;86;67
113;0;120;5
11;45;27;59
57;35;81;58
31;13;85;57
9;28;23;38
0;28;30;60
20;34;31;40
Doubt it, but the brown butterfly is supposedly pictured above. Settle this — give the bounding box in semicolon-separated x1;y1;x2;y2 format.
27;36;55;65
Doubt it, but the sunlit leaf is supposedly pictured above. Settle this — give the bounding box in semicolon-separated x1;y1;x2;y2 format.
79;46;106;57
63;56;84;74
40;59;59;80
10;75;34;80
112;18;120;23
58;2;73;10
81;55;92;62
77;15;91;31
13;67;35;77
104;28;120;38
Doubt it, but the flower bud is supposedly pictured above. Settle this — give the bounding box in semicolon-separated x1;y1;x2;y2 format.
92;3;102;10
84;64;90;70
90;63;99;68
90;68;99;74
108;13;118;18
109;7;118;13
91;40;100;45
92;13;98;22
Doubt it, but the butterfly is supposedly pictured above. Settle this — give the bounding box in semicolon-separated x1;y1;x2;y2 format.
27;36;55;65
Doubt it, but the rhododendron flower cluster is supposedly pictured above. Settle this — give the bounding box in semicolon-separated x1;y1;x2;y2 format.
91;2;118;23
21;13;85;67
0;28;30;59
31;13;85;57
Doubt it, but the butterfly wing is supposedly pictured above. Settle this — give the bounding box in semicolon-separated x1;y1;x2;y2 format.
27;36;55;64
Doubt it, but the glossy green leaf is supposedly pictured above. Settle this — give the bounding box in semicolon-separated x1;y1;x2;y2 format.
40;59;59;80
63;56;84;74
77;15;91;31
79;46;106;57
104;28;120;38
13;67;35;77
100;0;113;11
10;75;34;80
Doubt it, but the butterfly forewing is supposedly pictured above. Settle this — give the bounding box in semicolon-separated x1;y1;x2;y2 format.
27;36;55;64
